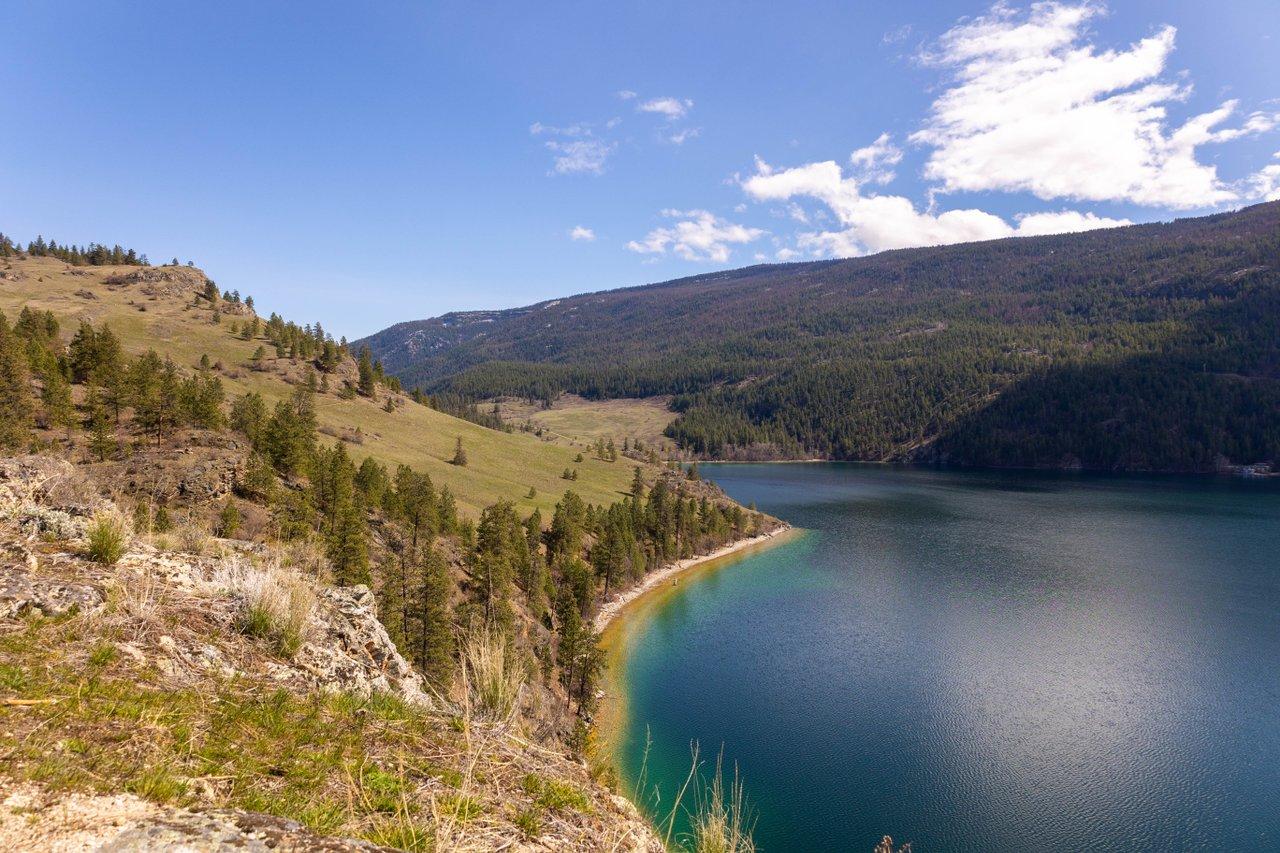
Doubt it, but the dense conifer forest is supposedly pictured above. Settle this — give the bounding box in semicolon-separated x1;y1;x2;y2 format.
361;202;1280;471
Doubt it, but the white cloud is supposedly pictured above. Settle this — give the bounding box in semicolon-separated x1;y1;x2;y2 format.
626;209;764;262
529;122;588;137
1251;152;1280;201
882;23;914;45
1012;209;1132;235
617;89;638;100
910;2;1279;209
743;155;1129;258
530;122;615;175
569;226;597;241
667;127;701;145
849;132;903;185
545;138;614;175
638;97;693;120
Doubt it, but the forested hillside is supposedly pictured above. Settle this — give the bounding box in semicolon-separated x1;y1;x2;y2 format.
0;239;776;848
362;202;1280;472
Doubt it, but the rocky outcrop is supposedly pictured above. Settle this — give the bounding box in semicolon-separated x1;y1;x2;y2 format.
0;785;393;852
104;439;244;504
294;585;432;705
0;565;103;619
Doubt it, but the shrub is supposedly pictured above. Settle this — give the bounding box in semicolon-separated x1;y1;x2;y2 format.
85;510;130;564
175;521;210;555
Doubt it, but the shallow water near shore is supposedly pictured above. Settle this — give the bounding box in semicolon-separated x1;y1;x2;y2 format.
612;463;1280;851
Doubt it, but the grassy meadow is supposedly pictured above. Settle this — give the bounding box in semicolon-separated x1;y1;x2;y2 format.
494;394;676;454
0;256;638;517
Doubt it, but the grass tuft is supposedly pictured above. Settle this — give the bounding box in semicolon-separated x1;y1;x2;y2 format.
458;625;524;724
688;750;756;853
522;772;590;813
85;510;130;564
214;557;315;657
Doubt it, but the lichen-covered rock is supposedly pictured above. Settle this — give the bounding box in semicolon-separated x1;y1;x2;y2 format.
0;563;104;619
0;784;392;852
0;456;102;531
287;585;432;705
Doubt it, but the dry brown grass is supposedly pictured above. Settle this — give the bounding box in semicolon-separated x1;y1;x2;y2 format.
458;625;524;726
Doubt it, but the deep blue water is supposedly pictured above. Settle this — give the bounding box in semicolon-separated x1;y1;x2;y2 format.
615;464;1280;852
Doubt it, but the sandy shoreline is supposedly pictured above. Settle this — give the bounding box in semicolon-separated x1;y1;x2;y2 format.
593;524;794;632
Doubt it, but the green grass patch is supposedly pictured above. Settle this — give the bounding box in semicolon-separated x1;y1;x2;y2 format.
0;618;446;847
522;772;590;813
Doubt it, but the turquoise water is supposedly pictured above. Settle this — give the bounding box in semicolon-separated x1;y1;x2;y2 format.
616;464;1280;851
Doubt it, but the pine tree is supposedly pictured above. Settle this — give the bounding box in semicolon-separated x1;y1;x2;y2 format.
473;500;527;633
319;444;368;586
0;312;34;449
555;586;585;710
412;543;455;687
357;346;376;396
40;368;73;431
451;436;467;466
85;388;114;462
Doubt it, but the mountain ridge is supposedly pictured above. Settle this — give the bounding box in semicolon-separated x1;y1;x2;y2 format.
361;202;1280;472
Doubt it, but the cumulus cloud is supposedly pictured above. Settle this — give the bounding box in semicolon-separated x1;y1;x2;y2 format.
638;97;694;120
626;209;764;262
616;89;638;100
1012;209;1131;235
849;133;903;185
1251;152;1280;202
569;226;596;241
742;155;1128;258
910;1;1278;208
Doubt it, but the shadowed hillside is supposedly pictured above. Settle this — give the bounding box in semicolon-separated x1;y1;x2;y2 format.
361;202;1280;471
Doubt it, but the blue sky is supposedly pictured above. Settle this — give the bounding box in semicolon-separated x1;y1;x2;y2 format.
3;1;1278;338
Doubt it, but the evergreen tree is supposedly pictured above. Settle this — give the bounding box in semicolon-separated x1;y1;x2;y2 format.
357;346;376;396
450;436;467;466
85;388;115;462
412;543;454;687
0;312;35;449
40;368;73;431
230;392;268;446
318;444;368;586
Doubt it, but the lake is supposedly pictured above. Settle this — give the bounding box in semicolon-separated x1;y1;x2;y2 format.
610;464;1280;852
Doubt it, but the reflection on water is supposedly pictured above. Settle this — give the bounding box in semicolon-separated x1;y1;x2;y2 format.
616;465;1280;852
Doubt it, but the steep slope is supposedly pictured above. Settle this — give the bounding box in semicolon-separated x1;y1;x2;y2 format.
362;202;1280;471
0;255;636;516
0;456;661;851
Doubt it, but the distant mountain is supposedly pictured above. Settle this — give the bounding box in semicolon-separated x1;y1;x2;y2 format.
361;202;1280;472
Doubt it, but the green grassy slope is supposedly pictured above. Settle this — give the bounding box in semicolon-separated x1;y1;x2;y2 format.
0;256;636;516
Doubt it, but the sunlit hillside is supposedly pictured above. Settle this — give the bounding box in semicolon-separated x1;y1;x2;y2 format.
0;255;638;516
